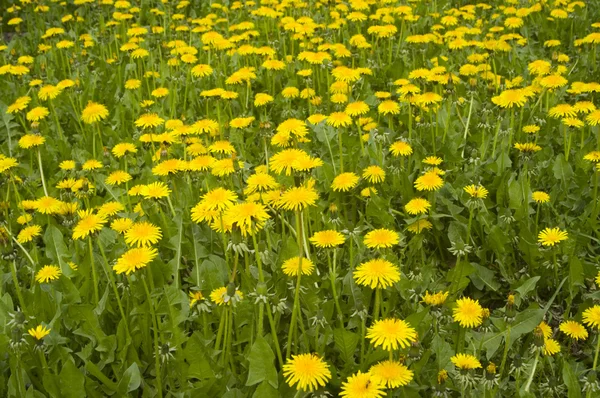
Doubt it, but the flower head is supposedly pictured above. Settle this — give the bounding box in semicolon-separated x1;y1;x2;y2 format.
369;360;414;388
538;227;567;246
81;102;109;124
451;353;482;370
453;297;484;328
28;325;51;340
310;230;345;248
282;257;315;276
283;353;331;391
559;321;588;341
366;318;417;351
364;228;400;249
340;371;386;398
36;265;62;283
354;259;400;289
113;247;158;275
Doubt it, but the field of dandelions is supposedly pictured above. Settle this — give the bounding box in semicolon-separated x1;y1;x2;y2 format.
3;0;600;397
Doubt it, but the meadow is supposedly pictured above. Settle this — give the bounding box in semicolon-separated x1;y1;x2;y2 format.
1;0;600;396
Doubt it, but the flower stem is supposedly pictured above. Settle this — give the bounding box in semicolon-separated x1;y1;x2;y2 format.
37;148;48;196
142;274;163;398
88;237;99;306
524;350;540;392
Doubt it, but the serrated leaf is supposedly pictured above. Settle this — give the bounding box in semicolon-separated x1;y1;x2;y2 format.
117;362;141;395
562;361;582;398
44;225;74;278
59;360;85;398
246;337;278;388
515;276;540;299
333;328;359;364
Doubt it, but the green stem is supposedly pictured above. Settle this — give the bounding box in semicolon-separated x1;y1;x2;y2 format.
524;350;540;392
142;275;163;398
37;148;48;196
88;237;99;306
98;243;130;337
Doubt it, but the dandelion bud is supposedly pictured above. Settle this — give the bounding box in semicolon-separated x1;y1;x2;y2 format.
226;282;237;298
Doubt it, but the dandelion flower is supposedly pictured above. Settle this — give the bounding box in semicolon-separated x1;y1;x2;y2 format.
370;360;414;388
28;325;51;340
332;172;360;192
362;166;385;184
310;230;345;248
282;257;315;276
559;321;588;340
583;305;600;329
543;339;561;356
72;213;107;240
354;259;400;289
36;265;62;283
81;102;109;124
17;225;42;243
405;198;431;215
124;221;162;247
113;247;158;275
366;318;417;351
414;171;443;191
464;184;488;199
422;291;449;306
451;353;482;370
283;353;332;392
364;228;400;249
538;227;567;246
453;297;484;328
275;186;319;211
532;191;550;203
340;371;386;398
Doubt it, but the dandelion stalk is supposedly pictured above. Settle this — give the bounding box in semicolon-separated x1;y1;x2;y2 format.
328;250;343;327
37;148;48;196
98;242;130;338
88;237;100;306
142;274;163;398
286;210;305;359
524;350;540;392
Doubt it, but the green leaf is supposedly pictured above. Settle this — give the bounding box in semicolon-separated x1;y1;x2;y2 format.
246;337;278;388
59;360;85;398
470;263;500;292
569;257;584;297
553;153;573;182
515;276;540;299
44;225;74;278
252;381;280;398
562;361;582;398
333;328;359;364
117;362;141;395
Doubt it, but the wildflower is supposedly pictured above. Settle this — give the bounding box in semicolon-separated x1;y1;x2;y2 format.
124;222;162;247
282;257;315;276
332;172;360;192
405;198;431;215
453;297;484;328
28;325;51;340
81;102;109;124
583;306;600;329
36;265;62;283
354;259;400;289
340;371;385;398
113;247;158;275
364;228;400;249
370;360;414;388
559;321;588;341
310;230;345;248
451;353;482;370
367;318;417;351
538;227;567;246
283;354;332;392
